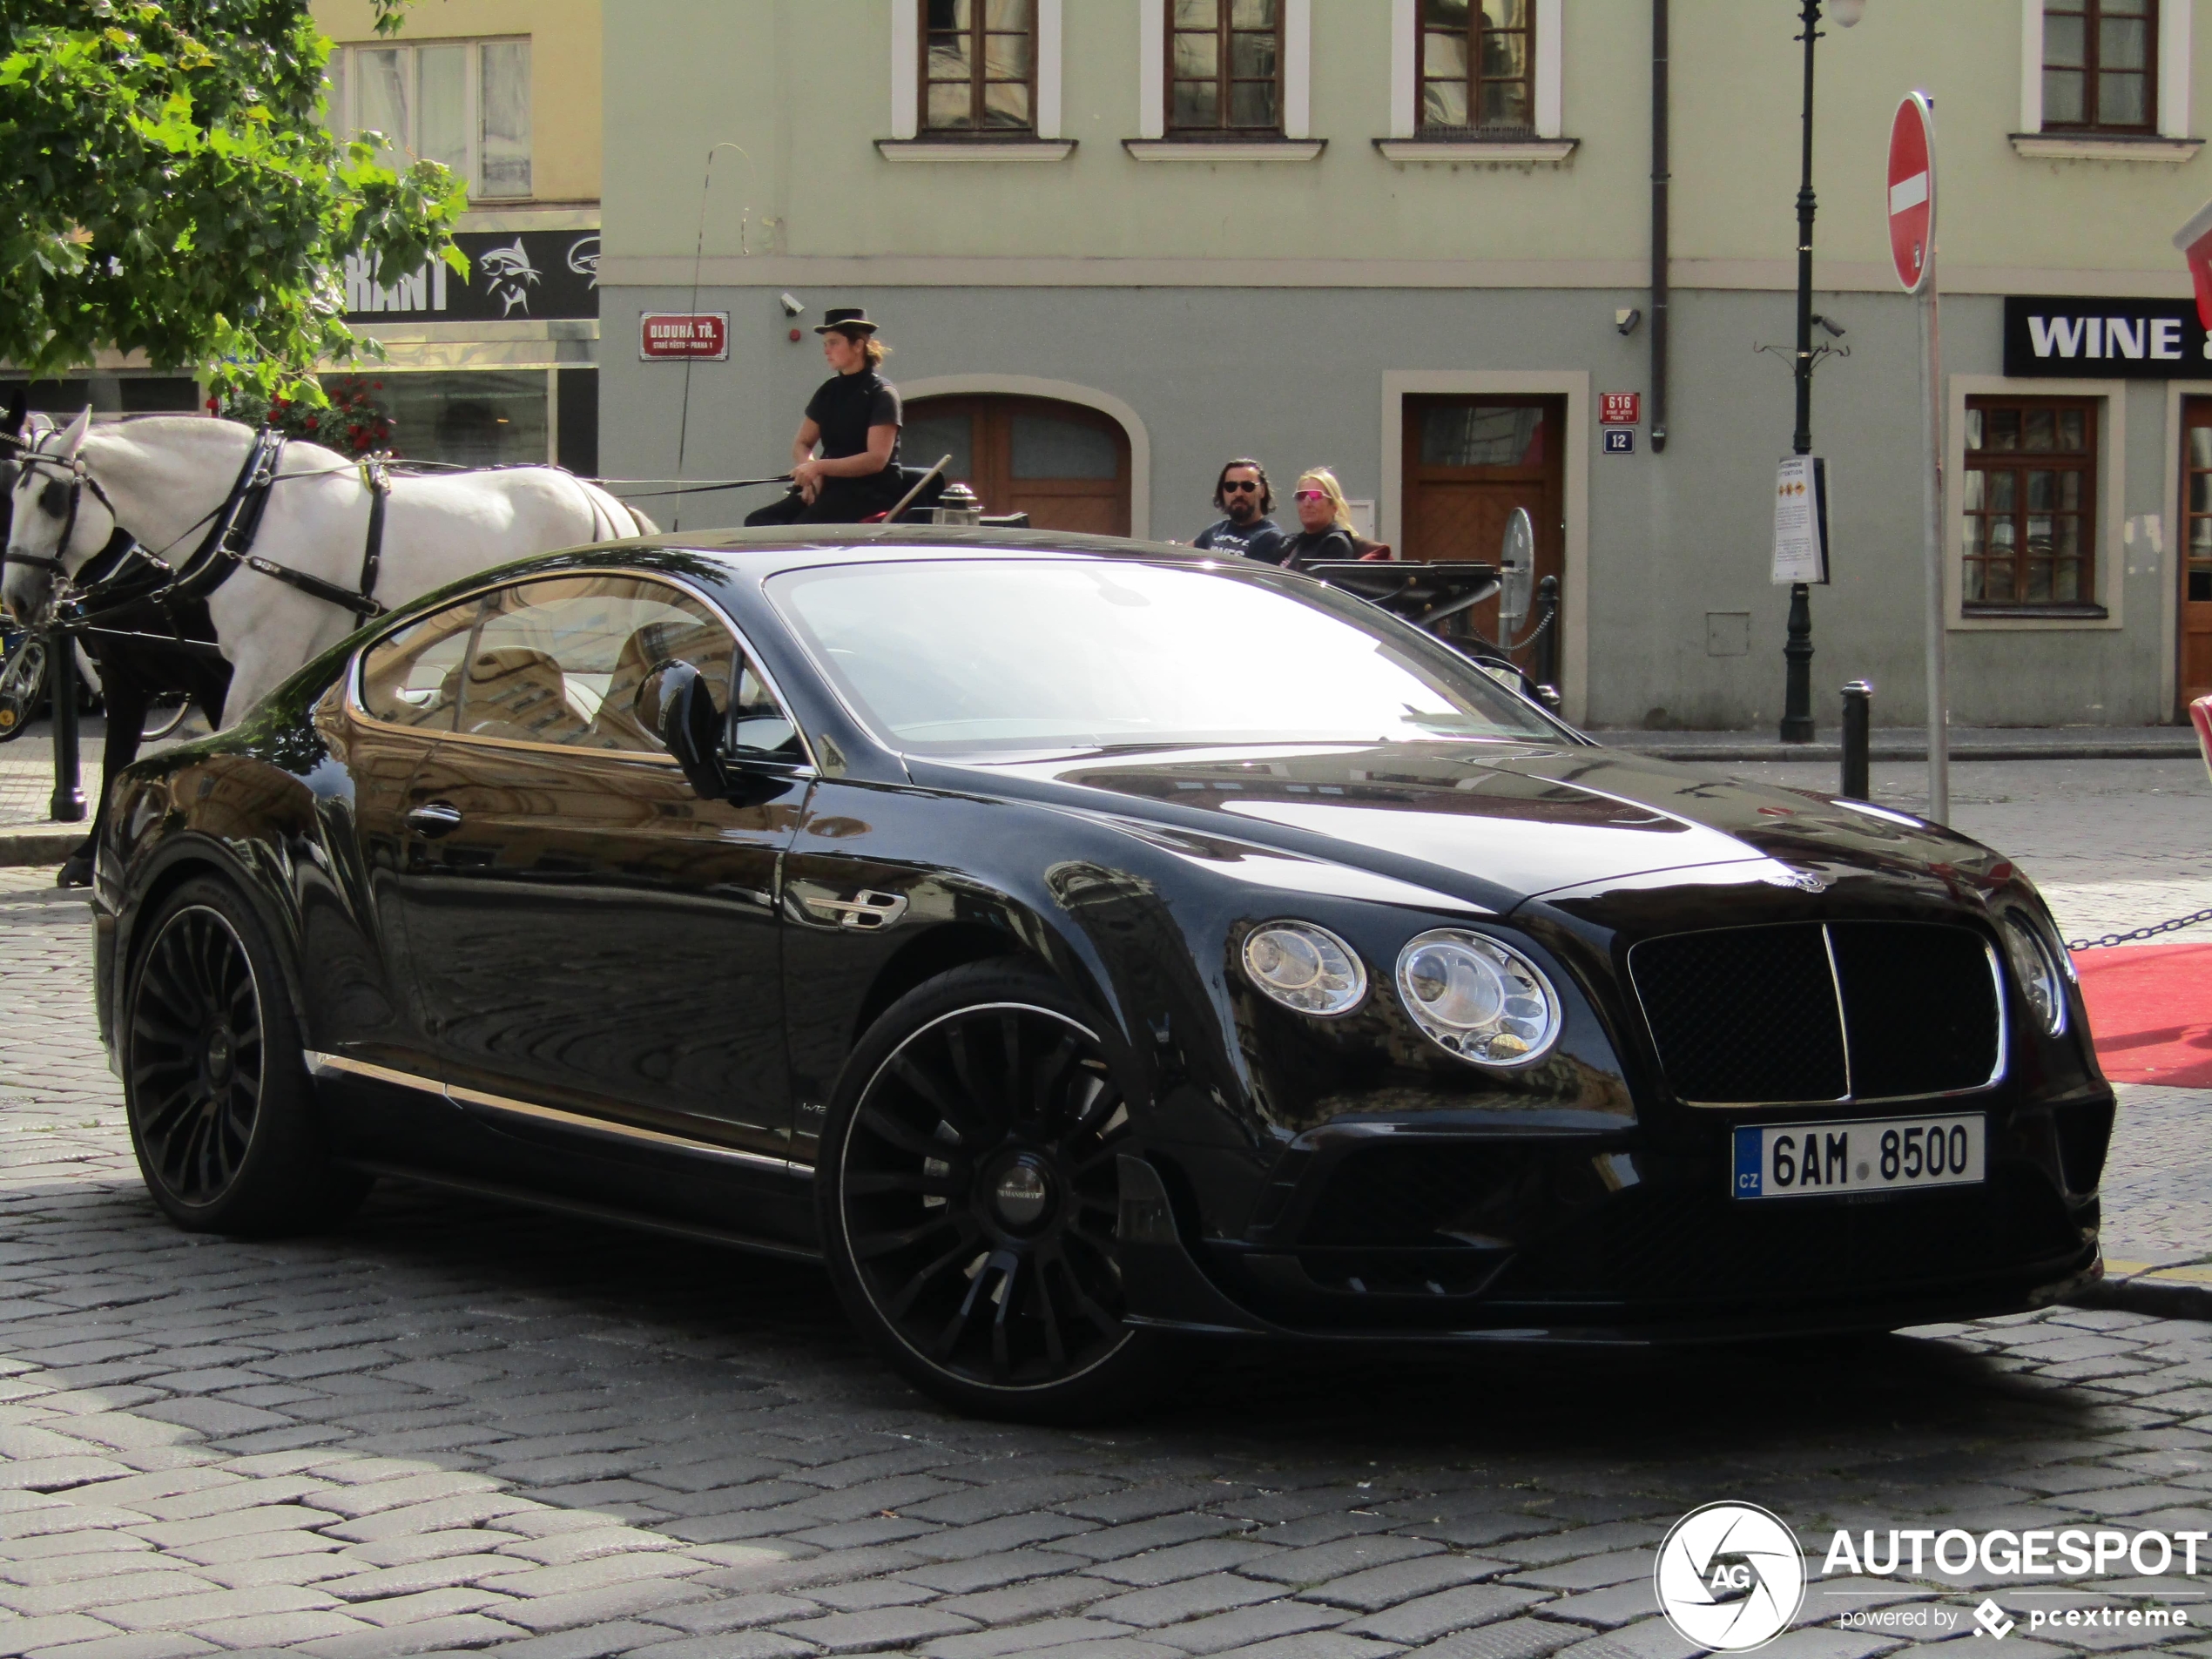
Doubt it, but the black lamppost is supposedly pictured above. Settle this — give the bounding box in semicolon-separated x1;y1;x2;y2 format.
1778;0;1861;743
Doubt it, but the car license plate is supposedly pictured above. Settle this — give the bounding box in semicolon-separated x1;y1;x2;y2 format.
1731;1113;1985;1200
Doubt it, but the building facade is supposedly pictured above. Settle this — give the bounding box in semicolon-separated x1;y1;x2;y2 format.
314;0;604;472
597;0;2212;730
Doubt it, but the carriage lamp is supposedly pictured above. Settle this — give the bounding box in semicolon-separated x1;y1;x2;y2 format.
1242;922;1367;1016
1395;930;1561;1067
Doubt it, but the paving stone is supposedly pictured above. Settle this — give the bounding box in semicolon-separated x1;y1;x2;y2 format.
0;1617;125;1656
1088;1539;1283;1589
1400;1617;1587;1659
918;1616;1140;1658
17;1633;216;1659
1343;1584;1554;1645
1242;1534;1442;1588
468;1620;671;1657
489;1577;717;1634
1083;1574;1283;1629
1298;1554;1505;1612
1144;1599;1352;1654
620;1635;821;1659
766;1605;979;1653
293;1612;524;1656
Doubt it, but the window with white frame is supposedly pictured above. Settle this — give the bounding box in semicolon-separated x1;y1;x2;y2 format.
326;38;532;199
2019;0;2192;140
892;0;1063;141
1388;0;1562;143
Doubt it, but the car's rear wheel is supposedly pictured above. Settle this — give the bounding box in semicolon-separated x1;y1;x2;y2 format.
124;876;371;1236
819;962;1177;1422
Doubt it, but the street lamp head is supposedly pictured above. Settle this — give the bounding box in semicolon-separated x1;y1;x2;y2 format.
1831;0;1865;25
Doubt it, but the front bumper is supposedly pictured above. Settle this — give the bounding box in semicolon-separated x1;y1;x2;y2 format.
1123;1089;2112;1341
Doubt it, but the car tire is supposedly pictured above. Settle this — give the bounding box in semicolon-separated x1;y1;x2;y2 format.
122;876;371;1237
818;961;1180;1423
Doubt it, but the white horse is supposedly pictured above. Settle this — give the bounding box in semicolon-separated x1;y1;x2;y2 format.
3;409;656;723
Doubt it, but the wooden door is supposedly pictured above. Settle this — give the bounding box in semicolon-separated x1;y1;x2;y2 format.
1402;395;1566;643
903;395;1132;536
2183;399;2212;710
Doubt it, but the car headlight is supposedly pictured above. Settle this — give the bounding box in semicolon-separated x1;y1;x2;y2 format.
2001;911;2068;1035
1242;921;1367;1016
1395;929;1561;1066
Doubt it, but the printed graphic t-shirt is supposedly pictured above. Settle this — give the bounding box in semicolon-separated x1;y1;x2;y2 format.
1194;516;1283;561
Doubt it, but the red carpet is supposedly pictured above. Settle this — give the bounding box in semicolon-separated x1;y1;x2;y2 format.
2074;943;2212;1088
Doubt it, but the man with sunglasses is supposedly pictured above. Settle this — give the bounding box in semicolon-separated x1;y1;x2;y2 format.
1192;458;1282;562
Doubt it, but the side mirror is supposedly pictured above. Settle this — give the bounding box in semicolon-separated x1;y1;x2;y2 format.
637;659;726;799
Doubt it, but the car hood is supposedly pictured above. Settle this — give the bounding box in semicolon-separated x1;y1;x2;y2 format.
915;741;1998;913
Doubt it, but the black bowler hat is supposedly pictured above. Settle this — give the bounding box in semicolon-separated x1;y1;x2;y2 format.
814;307;880;335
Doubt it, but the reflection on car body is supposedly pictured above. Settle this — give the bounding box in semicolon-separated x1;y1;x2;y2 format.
90;529;2111;1421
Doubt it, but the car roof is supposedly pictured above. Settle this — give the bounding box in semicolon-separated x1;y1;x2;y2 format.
617;524;1223;579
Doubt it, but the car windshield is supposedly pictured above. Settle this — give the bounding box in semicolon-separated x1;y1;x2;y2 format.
766;556;1561;759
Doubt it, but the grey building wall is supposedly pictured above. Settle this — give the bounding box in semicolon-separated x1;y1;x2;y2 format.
601;280;2178;732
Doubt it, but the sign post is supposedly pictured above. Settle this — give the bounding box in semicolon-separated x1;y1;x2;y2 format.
1890;90;1946;824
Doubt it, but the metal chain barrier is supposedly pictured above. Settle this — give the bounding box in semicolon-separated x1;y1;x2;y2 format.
2067;907;2212;952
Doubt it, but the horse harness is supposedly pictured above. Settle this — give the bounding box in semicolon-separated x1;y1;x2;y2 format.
10;428;393;634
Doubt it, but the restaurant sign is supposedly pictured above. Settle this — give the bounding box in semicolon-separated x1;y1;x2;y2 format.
2003;294;2208;378
342;229;600;323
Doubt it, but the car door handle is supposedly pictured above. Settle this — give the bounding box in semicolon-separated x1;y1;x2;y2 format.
407;801;464;838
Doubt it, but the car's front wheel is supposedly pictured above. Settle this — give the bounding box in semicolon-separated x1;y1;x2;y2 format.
124;876;370;1236
818;962;1177;1421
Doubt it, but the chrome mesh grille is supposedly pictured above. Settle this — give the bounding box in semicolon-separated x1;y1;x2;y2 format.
1629;921;2002;1106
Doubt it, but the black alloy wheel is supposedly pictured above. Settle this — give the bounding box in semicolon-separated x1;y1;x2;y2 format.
820;963;1176;1420
131;903;265;1203
124;877;371;1235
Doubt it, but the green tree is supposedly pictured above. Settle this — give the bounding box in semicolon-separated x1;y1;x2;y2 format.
0;0;468;401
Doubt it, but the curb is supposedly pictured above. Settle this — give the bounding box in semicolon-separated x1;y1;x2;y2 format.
2062;1260;2212;1323
0;830;80;868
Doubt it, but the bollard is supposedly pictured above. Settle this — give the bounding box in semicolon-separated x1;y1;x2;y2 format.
47;626;84;823
1839;679;1871;801
1534;574;1561;696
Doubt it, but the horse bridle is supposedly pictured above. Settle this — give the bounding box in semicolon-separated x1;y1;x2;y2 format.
3;442;119;579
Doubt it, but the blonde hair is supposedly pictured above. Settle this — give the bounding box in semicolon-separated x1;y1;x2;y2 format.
860;335;890;368
1296;468;1354;533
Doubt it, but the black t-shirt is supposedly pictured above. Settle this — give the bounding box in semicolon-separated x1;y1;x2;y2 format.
806;369;901;469
1194;516;1282;561
1275;528;1357;570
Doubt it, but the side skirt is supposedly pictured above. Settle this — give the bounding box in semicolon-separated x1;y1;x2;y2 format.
340;1158;825;1264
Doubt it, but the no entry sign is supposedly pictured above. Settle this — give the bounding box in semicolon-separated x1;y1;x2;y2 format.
639;312;729;361
1887;92;1936;295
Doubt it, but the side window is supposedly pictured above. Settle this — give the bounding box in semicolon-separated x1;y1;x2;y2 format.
455;574;745;755
356;599;484;730
732;662;804;761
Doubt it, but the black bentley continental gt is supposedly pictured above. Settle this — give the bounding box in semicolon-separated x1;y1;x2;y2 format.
91;529;2112;1419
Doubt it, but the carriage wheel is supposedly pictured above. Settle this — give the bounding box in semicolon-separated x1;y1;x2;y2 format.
0;637;49;742
141;695;193;741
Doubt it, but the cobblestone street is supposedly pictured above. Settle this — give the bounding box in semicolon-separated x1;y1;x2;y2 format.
0;757;2207;1657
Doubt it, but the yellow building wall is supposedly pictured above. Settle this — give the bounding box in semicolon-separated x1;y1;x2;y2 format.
312;0;602;208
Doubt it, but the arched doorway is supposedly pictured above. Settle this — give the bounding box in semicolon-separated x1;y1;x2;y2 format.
903;395;1133;536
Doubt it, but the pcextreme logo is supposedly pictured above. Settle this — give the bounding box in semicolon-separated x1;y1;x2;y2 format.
1654;1503;1807;1651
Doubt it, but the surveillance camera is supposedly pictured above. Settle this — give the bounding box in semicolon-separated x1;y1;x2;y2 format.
1811;313;1847;339
1615;307;1642;336
778;293;806;318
